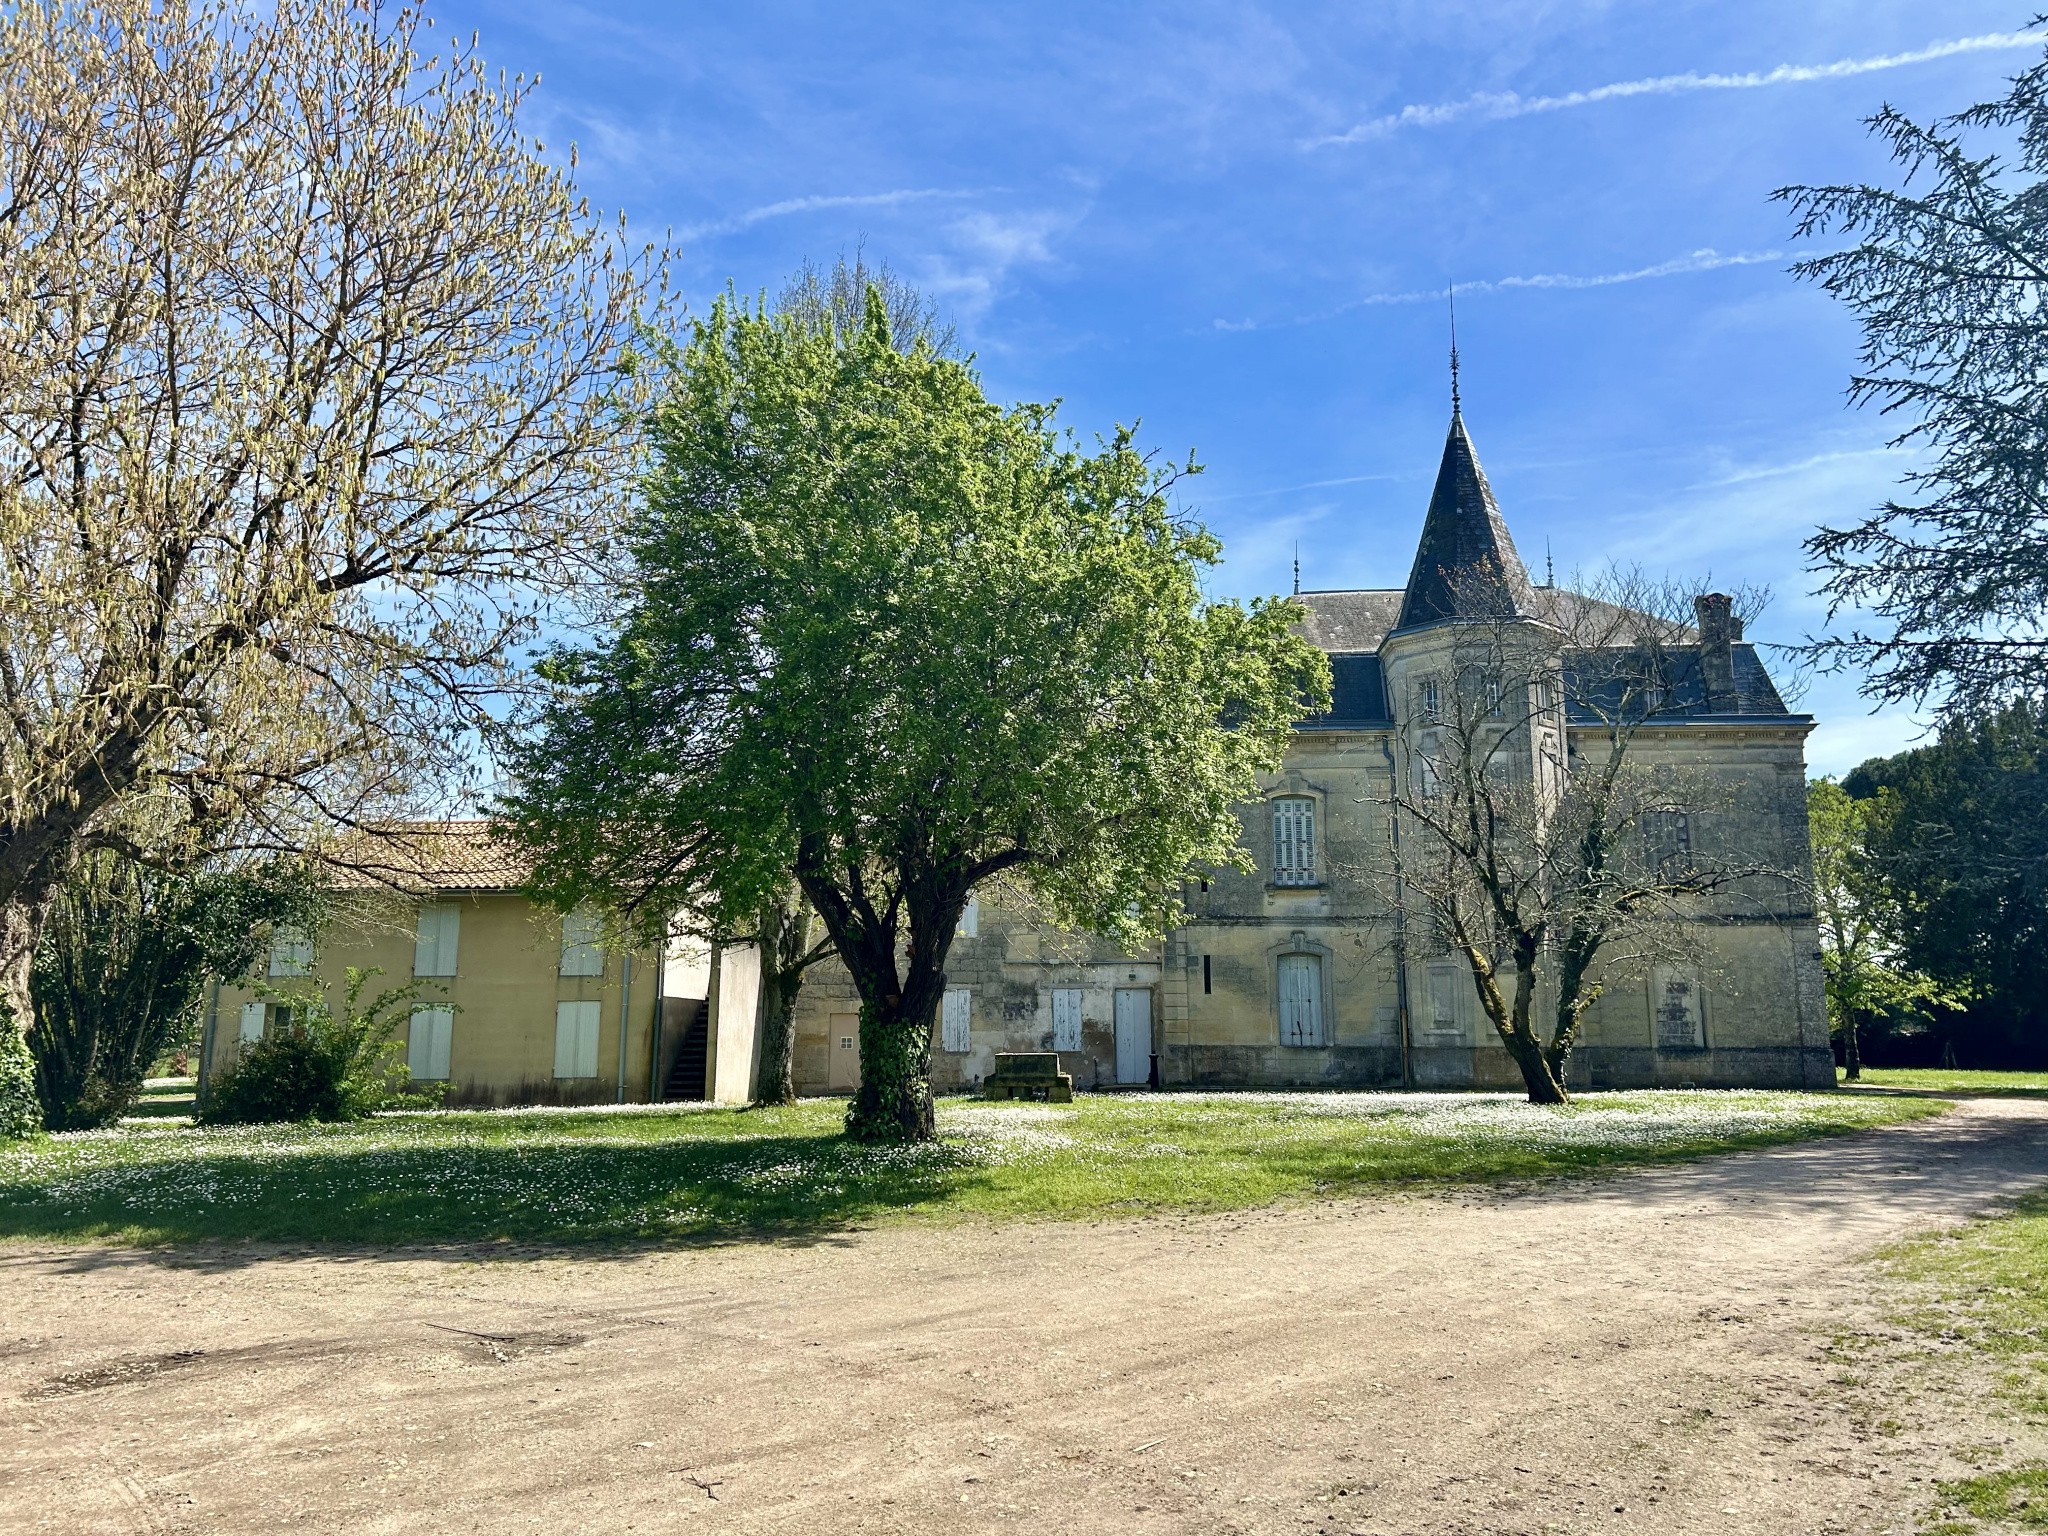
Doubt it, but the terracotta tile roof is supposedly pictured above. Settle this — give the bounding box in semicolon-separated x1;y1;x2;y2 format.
323;820;529;894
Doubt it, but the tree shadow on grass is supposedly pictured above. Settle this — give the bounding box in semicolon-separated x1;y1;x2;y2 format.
0;1130;1006;1267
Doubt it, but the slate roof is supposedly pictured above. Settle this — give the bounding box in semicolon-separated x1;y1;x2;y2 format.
1392;411;1536;632
1563;644;1792;721
1299;653;1394;729
324;820;529;893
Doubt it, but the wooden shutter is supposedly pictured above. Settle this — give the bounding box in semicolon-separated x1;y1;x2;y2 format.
941;988;972;1053
1051;988;1082;1052
1273;798;1316;886
957;896;979;938
414;904;459;978
1278;953;1323;1046
554;1000;601;1078
408;1007;453;1081
559;905;604;977
268;930;313;978
1427;963;1461;1038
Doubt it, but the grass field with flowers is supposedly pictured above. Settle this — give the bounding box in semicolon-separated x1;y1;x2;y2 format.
0;1089;1941;1247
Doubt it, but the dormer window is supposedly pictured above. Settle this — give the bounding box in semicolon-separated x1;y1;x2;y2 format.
1272;796;1317;886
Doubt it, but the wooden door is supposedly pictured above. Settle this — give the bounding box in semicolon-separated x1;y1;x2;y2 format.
1051;988;1082;1052
828;1010;862;1091
1113;987;1151;1085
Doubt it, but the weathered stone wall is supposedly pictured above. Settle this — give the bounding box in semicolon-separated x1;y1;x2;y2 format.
786;717;1828;1095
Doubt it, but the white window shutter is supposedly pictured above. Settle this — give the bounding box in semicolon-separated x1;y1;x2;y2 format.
237;1001;266;1044
414;904;459;978
408;1007;453;1080
957;895;979;938
941;988;972;1053
554;1000;601;1078
560;905;604;977
268;930;313;978
1051;988;1082;1052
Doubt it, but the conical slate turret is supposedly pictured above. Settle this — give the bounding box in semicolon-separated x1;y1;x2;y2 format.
1393;409;1534;631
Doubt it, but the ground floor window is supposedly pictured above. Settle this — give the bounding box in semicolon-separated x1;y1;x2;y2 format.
408;1006;453;1081
1426;962;1464;1042
1652;967;1705;1049
1277;951;1326;1047
237;1001;266;1044
554;1000;601;1078
941;987;972;1053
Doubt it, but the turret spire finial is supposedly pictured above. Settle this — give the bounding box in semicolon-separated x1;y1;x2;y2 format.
1448;284;1461;416
1293;539;1300;596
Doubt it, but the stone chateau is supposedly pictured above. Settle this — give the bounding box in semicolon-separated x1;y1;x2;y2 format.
792;404;1832;1094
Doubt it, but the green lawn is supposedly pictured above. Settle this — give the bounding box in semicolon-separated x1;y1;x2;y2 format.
0;1089;1940;1248
1875;1191;2048;1533
122;1076;198;1121
1842;1067;2048;1099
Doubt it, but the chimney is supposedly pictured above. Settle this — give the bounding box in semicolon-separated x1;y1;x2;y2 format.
1695;592;1737;711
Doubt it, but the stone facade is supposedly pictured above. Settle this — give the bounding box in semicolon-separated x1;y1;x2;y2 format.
791;408;1831;1095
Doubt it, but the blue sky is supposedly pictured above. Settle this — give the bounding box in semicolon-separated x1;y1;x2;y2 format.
445;1;2038;774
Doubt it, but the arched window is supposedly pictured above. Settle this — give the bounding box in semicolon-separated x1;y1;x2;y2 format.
1272;796;1317;886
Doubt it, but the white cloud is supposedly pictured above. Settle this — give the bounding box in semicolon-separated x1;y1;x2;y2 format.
915;207;1086;324
1360;248;1784;306
677;188;977;244
1309;29;2045;147
1216;247;1782;332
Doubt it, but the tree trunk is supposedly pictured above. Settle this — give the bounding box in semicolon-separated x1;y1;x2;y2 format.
1841;1010;1861;1082
1502;1028;1570;1104
751;892;811;1108
846;993;937;1142
0;897;39;1043
1459;934;1571;1105
753;979;798;1107
0;896;49;1137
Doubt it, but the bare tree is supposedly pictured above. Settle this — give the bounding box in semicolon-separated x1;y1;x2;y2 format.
1382;570;1790;1103
0;0;664;1109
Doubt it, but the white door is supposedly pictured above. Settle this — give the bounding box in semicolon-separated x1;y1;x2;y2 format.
1113;988;1151;1085
828;1011;862;1091
1277;953;1324;1047
1051;987;1082;1052
408;1006;453;1081
237;1001;266;1044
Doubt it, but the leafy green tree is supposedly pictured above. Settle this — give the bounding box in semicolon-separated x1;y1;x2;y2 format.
1844;704;2048;1065
1780;41;2048;717
1807;778;1954;1080
30;852;319;1129
501;292;1328;1141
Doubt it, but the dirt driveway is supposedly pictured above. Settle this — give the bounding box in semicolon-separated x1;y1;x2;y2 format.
5;1098;2046;1536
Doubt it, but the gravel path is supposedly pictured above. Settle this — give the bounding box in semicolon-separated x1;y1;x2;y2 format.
5;1097;2045;1536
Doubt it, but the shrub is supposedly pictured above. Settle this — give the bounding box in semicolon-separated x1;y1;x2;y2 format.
198;969;443;1126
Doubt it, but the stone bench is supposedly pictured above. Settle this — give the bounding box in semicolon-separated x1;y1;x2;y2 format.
982;1051;1074;1104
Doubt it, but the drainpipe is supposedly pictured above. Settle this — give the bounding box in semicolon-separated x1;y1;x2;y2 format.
648;931;666;1104
615;951;633;1105
1380;737;1414;1089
